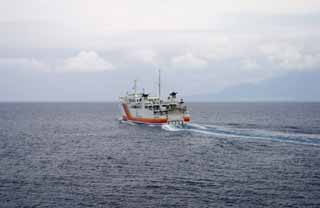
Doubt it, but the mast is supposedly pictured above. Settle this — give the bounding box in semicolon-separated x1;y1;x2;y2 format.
158;69;161;99
133;79;137;95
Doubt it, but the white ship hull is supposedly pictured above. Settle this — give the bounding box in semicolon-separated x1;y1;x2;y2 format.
120;102;190;125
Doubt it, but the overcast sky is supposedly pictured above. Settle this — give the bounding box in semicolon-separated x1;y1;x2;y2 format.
1;0;320;101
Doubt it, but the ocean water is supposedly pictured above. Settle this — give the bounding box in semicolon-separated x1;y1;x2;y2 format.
0;102;320;207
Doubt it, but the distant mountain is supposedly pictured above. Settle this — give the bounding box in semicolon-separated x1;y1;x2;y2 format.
188;70;320;102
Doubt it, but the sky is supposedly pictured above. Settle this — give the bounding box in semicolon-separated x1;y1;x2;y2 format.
1;0;320;101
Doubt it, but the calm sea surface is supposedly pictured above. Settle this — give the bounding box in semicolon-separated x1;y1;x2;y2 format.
0;102;320;207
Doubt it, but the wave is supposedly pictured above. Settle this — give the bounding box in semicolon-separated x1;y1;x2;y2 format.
161;124;185;132
118;118;137;126
162;122;320;146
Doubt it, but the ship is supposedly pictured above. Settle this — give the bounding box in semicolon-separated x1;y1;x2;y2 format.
119;70;191;126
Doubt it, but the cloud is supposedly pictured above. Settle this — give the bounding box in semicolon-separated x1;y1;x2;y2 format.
241;59;261;70
259;43;320;70
2;1;320;32
127;49;158;65
62;51;114;72
171;53;208;69
0;57;49;71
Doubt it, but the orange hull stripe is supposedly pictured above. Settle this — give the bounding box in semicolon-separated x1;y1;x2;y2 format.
132;117;168;123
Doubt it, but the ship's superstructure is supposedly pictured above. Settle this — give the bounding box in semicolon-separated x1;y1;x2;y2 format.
119;71;190;125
